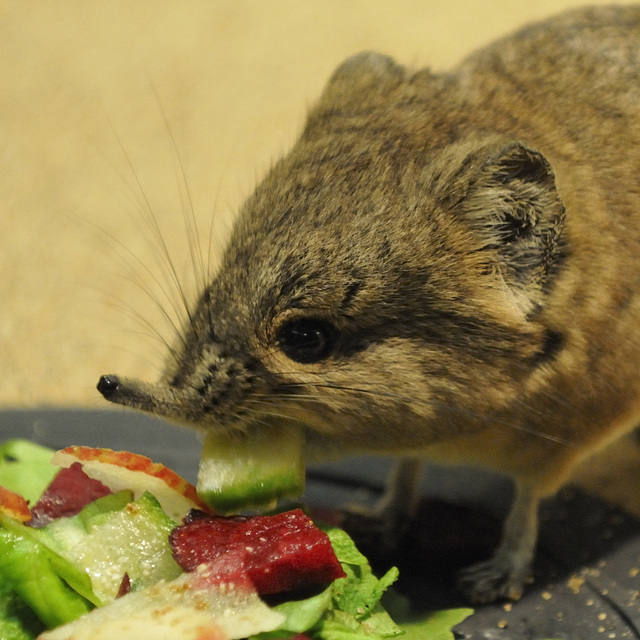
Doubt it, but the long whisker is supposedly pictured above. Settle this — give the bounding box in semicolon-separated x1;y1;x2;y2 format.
71;209;188;348
150;85;208;296
102;295;180;365
92;341;163;374
254;379;575;447
103;113;194;328
110;271;186;348
240;406;304;429
247;346;580;447
81;267;180;363
252;394;324;402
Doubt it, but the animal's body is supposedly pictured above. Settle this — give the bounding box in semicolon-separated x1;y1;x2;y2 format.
98;6;640;602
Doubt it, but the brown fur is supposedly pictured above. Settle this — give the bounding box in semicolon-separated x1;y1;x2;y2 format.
98;6;640;602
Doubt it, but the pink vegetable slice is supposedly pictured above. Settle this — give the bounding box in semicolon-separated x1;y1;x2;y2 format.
51;446;209;522
170;508;346;595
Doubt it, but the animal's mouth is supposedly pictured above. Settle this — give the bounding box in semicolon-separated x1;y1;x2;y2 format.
97;374;375;463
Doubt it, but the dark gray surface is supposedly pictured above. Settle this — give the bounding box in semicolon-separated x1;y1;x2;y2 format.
453;487;640;639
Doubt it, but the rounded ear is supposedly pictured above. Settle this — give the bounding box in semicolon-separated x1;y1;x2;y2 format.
318;52;406;109
462;142;566;309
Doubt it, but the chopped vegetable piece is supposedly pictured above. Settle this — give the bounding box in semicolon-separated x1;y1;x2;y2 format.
0;577;44;640
31;491;134;564
315;527;403;639
116;573;131;599
0;510;99;606
0;440;57;505
0;486;32;522
390;608;474;640
250;527;405;640
170;509;346;595
39;567;285;640
75;490;133;530
51;446;207;521
197;422;305;513
37;491;182;603
28;463;112;528
262;585;334;636
0;522;94;628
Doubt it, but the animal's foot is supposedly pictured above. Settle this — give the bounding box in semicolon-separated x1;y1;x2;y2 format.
456;557;530;604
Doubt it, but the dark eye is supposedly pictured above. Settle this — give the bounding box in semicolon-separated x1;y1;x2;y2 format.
276;318;336;364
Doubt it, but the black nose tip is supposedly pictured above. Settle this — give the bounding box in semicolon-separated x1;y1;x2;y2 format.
97;374;121;398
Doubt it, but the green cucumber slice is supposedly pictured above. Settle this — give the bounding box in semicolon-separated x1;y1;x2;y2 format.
34;491;134;556
196;422;305;513
0;578;44;640
77;490;134;530
40;491;181;603
0;518;95;628
0;440;56;504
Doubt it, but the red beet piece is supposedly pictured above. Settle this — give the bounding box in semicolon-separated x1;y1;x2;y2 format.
169;508;346;595
116;573;131;599
28;462;112;528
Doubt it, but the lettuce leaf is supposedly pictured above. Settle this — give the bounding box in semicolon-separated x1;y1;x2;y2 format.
395;608;473;640
0;440;57;504
0;513;99;609
0;578;44;640
322;533;401;638
253;525;472;640
0;524;94;628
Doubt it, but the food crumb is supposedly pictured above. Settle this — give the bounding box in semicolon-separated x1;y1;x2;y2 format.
541;591;552;600
629;568;639;577
586;599;595;606
568;574;585;594
497;620;508;629
599;627;606;634
503;603;512;612
599;613;607;621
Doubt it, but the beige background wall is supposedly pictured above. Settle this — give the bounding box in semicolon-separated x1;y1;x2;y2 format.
0;0;635;408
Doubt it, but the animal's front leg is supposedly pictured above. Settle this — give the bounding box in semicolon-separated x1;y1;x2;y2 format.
345;457;424;547
457;479;540;603
374;457;425;523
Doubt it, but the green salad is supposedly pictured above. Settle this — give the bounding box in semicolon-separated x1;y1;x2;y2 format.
0;438;471;640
